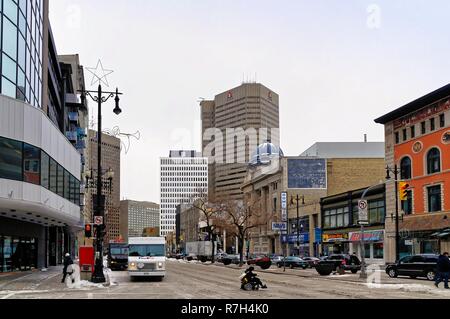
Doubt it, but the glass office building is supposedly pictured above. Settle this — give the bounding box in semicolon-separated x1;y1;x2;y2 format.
1;0;44;108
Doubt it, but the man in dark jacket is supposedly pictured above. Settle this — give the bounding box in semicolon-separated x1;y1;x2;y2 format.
61;253;74;283
435;252;450;289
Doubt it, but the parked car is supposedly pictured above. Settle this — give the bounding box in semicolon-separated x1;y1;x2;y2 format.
222;254;247;265
277;256;308;269
270;255;284;264
302;257;321;268
316;254;361;274
247;255;272;270
386;254;438;281
215;253;228;263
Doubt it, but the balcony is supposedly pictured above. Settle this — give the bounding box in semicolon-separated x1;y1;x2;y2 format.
68;112;79;122
66;131;78;142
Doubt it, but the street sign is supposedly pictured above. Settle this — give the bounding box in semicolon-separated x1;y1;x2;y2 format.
281;192;287;209
358;200;369;225
405;240;413;246
94;216;103;226
272;222;288;231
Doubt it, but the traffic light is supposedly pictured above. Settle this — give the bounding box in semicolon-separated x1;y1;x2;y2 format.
85;224;92;238
399;182;410;201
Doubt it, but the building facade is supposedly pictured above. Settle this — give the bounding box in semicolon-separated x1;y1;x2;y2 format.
242;142;386;257
88;130;121;245
159;150;208;237
0;0;87;272
200;83;280;202
375;84;450;263
119;200;160;242
320;184;386;264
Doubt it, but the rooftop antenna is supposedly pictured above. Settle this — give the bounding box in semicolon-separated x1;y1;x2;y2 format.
364;134;368;143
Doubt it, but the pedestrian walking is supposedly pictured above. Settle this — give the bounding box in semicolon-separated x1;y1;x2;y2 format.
434;252;450;289
61;253;74;284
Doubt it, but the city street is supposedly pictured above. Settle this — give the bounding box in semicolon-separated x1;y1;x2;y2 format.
1;259;450;299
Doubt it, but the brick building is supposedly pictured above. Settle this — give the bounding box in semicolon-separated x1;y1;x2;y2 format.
375;84;450;262
242;141;386;257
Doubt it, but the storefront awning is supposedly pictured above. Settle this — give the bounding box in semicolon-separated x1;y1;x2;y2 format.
431;229;450;239
349;230;384;242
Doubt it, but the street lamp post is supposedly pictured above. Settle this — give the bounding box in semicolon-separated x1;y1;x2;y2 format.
80;84;123;283
386;165;401;263
291;195;305;257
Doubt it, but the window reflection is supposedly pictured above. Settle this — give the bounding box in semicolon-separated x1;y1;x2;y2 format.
23;143;40;185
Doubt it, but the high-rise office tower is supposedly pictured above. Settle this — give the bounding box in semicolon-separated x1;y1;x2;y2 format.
120;200;160;242
160;151;208;237
200;83;280;202
88;130;121;245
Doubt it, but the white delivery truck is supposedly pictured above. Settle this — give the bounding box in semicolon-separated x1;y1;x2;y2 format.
128;237;166;279
185;241;217;262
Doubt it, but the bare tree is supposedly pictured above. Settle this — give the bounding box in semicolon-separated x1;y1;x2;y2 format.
221;199;274;267
188;188;221;263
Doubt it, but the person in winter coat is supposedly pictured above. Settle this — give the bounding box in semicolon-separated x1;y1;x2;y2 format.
435;252;450;289
61;253;74;283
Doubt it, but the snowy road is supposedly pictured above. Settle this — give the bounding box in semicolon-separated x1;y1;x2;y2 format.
1;260;450;299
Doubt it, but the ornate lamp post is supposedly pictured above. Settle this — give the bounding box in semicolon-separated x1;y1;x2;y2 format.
80;61;123;283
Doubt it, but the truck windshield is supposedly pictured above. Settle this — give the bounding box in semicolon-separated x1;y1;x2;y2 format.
129;244;165;257
110;247;129;255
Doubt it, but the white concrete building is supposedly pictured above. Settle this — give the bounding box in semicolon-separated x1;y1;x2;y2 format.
160;151;208;237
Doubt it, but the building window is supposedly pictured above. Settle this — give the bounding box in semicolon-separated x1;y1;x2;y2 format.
411;126;416;139
57;164;64;198
23;144;40;185
430;118;436;131
440;114;445;128
395;132;400;144
400;157;412;180
428;185;442;213
402;129;407;141
427;148;441;174
373;243;384;259
368;200;385;224
0;137;22;181
402;191;413;215
40;152;49;189
323;207;350;229
421;122;426;134
49;158;57;193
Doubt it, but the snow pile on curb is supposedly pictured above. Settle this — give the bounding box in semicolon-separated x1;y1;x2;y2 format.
366;283;450;295
67;280;106;289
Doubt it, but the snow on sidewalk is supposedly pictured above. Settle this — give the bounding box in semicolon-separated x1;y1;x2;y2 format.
366;282;450;296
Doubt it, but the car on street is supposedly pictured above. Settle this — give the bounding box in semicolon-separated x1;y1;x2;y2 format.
302;257;321;268
386;254;438;281
277;256;308;269
316;254;361;274
270;254;284;264
247;255;272;269
222;254;247;265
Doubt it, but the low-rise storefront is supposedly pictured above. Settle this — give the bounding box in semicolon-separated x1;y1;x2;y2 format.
349;230;385;265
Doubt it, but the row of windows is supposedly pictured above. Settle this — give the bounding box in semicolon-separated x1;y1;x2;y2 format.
161;173;207;177
161;160;207;165
323;200;385;229
0;0;44;108
400;147;442;179
395;114;446;144
161;166;207;171
0;136;81;205
401;185;443;214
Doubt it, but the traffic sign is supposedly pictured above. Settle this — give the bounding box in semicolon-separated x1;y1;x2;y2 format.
94;216;103;226
272;222;288;231
358;200;369;225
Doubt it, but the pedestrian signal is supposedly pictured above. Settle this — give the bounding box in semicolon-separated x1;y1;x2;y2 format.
85;224;92;238
399;182;410;201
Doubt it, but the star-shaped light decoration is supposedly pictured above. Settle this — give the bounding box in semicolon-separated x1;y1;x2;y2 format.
86;60;114;87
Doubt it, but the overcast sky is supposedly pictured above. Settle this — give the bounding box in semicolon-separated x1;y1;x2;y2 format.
49;0;450;203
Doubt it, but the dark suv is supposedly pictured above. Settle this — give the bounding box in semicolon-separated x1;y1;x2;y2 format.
316;254;361;275
386;254;438;281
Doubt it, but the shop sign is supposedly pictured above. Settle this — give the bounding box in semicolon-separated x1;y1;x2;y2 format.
314;228;323;243
272;222;288;231
322;233;348;243
393;99;450;130
281;233;310;244
405;240;414;246
349;230;384;242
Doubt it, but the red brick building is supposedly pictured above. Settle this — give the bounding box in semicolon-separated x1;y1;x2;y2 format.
376;84;450;262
